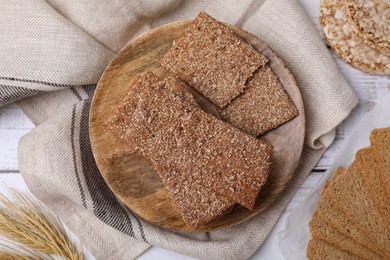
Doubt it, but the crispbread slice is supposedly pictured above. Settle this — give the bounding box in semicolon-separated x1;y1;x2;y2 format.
160;12;268;108
152;161;234;229
220;66;298;136
328;156;390;257
140;106;273;210
307;239;361;260
315;173;388;258
355;147;390;234
107;72;272;217
370;127;390;200
106;73;234;228
105;74;158;148
137;75;272;209
309;213;382;260
106;72;199;150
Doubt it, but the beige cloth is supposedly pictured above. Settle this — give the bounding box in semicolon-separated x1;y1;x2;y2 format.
0;0;358;259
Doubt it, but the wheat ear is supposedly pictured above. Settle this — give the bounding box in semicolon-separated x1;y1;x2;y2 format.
0;188;84;260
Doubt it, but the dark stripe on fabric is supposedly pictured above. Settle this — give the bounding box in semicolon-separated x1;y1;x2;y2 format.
71;104;88;209
70;87;83;101
0;76;96;89
126;207;147;242
311;169;326;173
78;99;138;238
83;85;96;98
0;85;43;107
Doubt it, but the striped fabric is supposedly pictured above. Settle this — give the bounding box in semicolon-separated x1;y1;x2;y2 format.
0;85;43;106
1;0;358;259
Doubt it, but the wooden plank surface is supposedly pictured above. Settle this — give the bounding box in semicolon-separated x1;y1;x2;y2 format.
0;103;34;171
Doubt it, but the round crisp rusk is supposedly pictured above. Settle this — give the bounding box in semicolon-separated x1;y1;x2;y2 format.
320;0;390;75
346;0;390;54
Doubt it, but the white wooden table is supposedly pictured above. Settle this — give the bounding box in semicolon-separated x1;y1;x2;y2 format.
1;1;389;259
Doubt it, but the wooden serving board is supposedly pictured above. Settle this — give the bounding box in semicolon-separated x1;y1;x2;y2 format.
89;20;305;232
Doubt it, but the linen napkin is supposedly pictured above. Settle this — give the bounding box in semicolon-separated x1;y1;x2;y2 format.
0;0;358;259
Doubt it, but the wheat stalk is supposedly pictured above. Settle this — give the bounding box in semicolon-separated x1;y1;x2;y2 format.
0;240;51;260
0;188;84;260
0;251;36;260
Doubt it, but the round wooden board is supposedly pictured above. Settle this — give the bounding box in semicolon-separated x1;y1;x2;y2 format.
90;20;305;232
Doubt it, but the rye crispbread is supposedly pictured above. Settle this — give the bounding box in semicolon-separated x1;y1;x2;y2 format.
107;72;273;227
106;72;234;228
220;66;298;136
160;12;268;108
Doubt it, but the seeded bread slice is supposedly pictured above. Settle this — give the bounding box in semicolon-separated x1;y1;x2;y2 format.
160;12;268;108
315;172;388;258
355;147;390;234
328;156;390;257
307;238;361;260
309;213;382;260
220;66;298;136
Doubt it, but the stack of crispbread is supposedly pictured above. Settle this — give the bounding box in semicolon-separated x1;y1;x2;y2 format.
107;12;299;229
307;127;390;259
320;0;390;75
107;72;273;228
